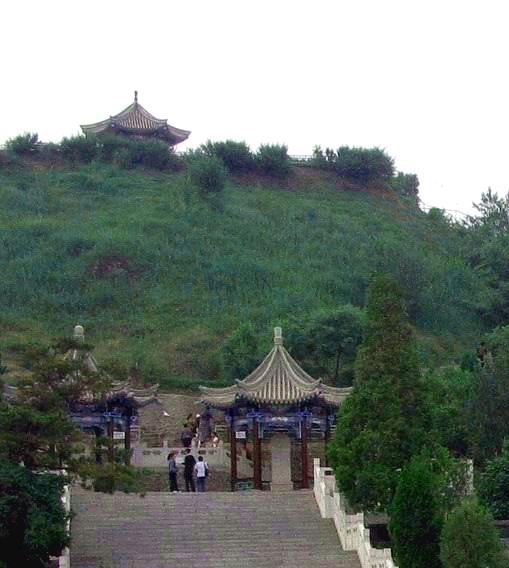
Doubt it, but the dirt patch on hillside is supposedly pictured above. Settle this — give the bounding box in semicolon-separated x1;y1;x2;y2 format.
87;255;144;282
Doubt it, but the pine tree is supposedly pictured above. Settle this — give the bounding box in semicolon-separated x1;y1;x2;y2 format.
328;274;430;510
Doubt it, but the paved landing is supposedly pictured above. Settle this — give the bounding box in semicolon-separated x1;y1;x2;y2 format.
70;488;361;568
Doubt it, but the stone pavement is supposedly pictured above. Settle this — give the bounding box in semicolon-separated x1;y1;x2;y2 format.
70;487;361;568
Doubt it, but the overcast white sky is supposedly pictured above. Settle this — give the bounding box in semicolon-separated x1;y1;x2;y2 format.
1;0;508;215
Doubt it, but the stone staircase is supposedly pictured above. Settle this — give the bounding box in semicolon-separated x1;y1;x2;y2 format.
70;487;361;568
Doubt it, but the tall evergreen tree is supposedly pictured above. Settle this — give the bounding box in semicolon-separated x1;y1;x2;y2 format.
328;274;430;510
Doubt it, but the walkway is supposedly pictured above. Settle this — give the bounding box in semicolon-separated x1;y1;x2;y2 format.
71;487;361;568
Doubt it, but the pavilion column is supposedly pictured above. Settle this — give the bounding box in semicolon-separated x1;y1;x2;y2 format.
324;411;330;467
253;419;262;490
301;416;309;489
107;418;114;463
124;417;131;466
230;414;237;492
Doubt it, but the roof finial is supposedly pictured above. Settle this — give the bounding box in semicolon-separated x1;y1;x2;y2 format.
73;324;85;344
274;327;283;346
134;90;138;103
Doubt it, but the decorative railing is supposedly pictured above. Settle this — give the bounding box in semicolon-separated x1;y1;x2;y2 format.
132;443;254;477
313;458;398;568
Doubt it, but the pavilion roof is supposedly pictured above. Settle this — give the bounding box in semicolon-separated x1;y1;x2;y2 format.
199;328;352;409
81;92;190;145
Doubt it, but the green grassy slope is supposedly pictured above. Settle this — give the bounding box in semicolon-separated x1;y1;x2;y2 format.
0;161;485;386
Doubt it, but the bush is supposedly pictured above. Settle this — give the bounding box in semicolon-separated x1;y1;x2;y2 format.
5;132;39;155
129;138;177;170
38;142;60;163
389;454;444;568
0;461;69;567
479;440;509;519
201;140;255;174
312;145;395;182
256;144;290;178
390;172;420;198
188;154;226;195
440;497;509;568
60;135;98;164
334;146;394;182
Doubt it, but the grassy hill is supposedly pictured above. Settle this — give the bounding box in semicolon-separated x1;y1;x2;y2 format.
0;158;486;388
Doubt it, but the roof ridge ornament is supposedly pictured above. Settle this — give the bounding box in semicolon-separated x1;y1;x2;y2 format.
274;327;283;346
73;324;85;344
134;90;138;104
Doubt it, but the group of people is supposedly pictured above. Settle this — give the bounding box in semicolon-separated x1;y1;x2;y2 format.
180;412;220;449
167;449;209;493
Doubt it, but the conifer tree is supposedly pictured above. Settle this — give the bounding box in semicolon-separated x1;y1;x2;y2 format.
328;274;430;510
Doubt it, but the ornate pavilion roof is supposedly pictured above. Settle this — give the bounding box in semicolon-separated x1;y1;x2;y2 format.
81;92;190;146
64;325;159;406
199;328;352;409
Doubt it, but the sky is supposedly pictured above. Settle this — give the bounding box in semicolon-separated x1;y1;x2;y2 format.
1;0;509;216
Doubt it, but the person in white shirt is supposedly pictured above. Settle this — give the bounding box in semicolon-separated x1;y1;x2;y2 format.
194;455;208;492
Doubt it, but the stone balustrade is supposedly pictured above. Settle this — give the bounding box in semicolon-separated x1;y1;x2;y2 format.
132;443;254;477
313;458;398;568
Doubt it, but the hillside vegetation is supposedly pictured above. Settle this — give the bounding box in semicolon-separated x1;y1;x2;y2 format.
0;141;487;388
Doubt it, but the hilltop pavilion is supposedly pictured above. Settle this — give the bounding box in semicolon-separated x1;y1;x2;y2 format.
81;91;190;147
199;327;352;491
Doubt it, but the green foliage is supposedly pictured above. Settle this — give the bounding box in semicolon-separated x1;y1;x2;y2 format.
389;454;444;568
255;144;290;178
440;497;509;568
463;189;509;326
285;305;365;385
60;135;98;164
5;132;39;155
426;367;478;457
329;275;431;510
78;461;144;494
469;325;509;463
389;172;420;198
312;145;395;182
0;161;486;381
187;154;226;195
479;440;509;519
220;322;263;380
0;460;69;568
201;140;255;174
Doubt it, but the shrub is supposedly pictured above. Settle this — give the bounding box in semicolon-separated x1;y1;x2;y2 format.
0;461;69;567
479;440;509;519
188;154;226;195
389;454;444;568
96;133;131;162
201;140;255;174
60;135;98;164
256;144;290;178
129;138;176;170
5;132;39;155
38;142;60;163
334;146;394;182
390;172;420;198
440;497;509;568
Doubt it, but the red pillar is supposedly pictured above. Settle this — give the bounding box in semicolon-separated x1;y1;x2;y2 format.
230;417;237;492
253;420;262;490
124;418;131;466
301;417;309;489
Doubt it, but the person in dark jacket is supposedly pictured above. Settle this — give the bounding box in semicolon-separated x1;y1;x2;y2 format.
168;451;179;493
181;424;193;448
183;449;196;492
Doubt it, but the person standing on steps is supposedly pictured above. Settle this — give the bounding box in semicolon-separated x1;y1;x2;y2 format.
168;451;179;493
183;448;196;492
180;423;193;448
195;455;208;492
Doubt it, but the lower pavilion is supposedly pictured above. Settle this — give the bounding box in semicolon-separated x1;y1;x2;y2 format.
199;327;352;491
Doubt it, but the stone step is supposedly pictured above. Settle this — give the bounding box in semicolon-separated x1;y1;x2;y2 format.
70;487;361;568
